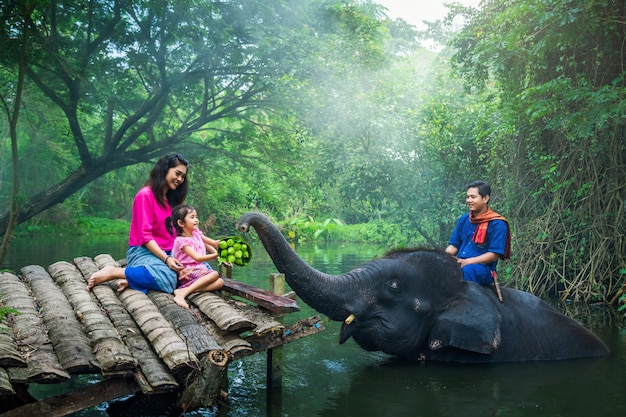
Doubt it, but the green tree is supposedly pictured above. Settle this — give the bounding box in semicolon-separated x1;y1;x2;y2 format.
0;0;383;244
450;0;626;300
0;1;36;260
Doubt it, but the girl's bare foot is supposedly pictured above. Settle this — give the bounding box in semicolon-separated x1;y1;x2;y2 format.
117;280;129;293
173;289;189;309
86;266;115;291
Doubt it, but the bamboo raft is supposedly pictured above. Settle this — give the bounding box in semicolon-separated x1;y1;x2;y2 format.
0;254;325;416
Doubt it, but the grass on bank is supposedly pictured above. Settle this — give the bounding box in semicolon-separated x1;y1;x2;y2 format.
14;215;414;247
14;216;130;237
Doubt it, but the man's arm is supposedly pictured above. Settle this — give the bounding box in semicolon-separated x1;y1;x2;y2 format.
456;251;499;268
445;245;458;256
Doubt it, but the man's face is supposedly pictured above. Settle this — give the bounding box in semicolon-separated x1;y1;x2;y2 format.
466;186;489;214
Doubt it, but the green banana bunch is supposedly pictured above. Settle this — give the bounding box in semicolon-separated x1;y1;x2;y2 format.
217;236;252;266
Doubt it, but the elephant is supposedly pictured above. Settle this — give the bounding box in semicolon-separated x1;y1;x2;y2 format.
236;212;610;363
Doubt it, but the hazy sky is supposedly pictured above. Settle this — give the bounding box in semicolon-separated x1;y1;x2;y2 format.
375;0;480;28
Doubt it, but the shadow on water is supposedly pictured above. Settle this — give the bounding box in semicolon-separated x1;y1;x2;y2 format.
3;235;626;417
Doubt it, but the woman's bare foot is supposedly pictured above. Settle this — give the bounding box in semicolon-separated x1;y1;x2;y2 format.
173;289;189;309
116;280;130;293
86;266;116;291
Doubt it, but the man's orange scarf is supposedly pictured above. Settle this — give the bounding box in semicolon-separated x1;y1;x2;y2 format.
470;207;511;259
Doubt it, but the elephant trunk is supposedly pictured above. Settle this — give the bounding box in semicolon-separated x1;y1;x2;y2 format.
236;212;366;322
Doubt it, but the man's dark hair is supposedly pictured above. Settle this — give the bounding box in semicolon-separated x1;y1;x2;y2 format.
467;180;491;199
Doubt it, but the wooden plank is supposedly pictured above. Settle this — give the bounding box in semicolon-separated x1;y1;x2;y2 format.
0;377;139;417
240;315;325;357
221;278;300;314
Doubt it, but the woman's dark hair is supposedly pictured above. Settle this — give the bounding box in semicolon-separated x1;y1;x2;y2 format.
146;153;189;208
467;180;491;200
171;204;195;236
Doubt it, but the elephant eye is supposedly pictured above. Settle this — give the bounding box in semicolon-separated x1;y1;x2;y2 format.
386;280;400;291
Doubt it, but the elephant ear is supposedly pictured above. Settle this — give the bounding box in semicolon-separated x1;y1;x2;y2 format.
428;283;501;355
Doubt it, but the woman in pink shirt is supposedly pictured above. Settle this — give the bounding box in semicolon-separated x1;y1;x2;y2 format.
87;153;189;293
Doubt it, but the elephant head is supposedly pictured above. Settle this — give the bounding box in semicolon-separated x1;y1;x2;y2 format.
237;212;609;362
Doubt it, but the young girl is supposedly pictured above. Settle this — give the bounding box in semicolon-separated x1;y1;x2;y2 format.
171;204;224;309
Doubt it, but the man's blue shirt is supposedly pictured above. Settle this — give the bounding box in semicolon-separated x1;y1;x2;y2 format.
448;213;508;272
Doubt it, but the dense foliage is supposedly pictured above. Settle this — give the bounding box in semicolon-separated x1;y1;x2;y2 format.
450;0;626;301
0;0;624;302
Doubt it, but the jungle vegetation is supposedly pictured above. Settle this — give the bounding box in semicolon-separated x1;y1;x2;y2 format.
0;0;624;303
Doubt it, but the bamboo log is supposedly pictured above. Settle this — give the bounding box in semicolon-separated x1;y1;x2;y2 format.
196;315;252;357
21;265;98;374
0;323;24;368
230;300;285;336
0;272;69;383
48;261;136;375
245;315;325;354
0;367;15;395
188;291;256;332
118;288;198;373
73;256;179;392
148;291;224;358
0;252;327;416
167;291;235;411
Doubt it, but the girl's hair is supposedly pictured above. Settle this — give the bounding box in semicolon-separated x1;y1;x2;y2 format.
146;153;189;208
171;204;196;236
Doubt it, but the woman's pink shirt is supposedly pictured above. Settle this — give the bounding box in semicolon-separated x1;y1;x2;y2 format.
128;186;175;251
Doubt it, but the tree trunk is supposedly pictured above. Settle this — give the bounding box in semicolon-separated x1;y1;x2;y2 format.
0;3;32;263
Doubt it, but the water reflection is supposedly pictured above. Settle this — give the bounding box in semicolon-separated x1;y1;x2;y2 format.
1;234;128;273
313;357;611;417
3;235;625;417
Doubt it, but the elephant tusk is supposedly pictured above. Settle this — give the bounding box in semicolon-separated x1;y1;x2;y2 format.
344;314;355;324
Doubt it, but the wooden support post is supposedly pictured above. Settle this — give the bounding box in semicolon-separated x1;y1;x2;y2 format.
177;354;228;410
266;273;285;415
267;273;285;389
219;263;233;279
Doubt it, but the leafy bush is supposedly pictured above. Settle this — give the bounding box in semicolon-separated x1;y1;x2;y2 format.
15;216;129;237
284;216;409;247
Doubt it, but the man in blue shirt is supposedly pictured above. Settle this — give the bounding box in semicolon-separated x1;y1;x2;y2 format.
445;181;511;285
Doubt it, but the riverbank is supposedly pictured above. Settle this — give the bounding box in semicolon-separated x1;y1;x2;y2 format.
14;217;130;237
14;216;413;247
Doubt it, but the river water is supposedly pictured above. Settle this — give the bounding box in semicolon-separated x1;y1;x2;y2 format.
2;235;625;417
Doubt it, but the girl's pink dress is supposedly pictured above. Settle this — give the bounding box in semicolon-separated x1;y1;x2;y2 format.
172;229;215;288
